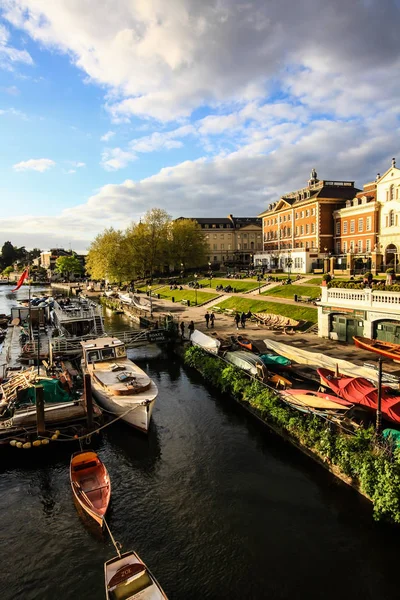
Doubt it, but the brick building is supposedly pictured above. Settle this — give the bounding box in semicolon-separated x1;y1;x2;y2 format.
332;182;379;274
255;170;359;273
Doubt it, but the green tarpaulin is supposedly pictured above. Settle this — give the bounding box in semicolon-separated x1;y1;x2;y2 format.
383;428;400;448
17;379;72;407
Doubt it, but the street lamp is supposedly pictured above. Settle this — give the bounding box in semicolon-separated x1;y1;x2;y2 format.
194;273;198;305
147;284;153;317
208;261;212;288
287;250;292;281
257;274;262;294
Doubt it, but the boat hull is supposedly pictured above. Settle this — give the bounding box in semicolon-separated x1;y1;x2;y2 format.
70;450;110;527
91;379;156;433
105;550;168;599
353;336;400;362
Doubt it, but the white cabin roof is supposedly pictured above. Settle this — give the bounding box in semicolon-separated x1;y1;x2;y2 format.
81;337;124;349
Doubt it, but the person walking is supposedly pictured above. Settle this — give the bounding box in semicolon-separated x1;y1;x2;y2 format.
234;312;240;330
210;311;215;328
180;321;185;340
240;312;246;329
188;320;195;339
205;311;210;329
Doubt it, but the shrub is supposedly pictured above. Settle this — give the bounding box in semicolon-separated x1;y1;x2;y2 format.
322;273;332;283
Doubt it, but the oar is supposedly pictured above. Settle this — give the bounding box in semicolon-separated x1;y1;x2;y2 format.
73;480;95;509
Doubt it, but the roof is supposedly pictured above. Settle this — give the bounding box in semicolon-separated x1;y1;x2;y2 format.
81;337;124;349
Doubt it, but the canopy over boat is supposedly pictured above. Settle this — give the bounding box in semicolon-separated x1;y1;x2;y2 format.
318;368;400;424
353;336;400;361
260;354;291;367
191;329;221;354
224;350;266;377
265;339;399;388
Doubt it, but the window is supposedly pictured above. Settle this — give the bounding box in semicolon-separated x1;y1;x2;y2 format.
306;241;309;249
221;244;224;250
288;214;291;221
343;241;347;253
311;240;314;248
350;220;355;233
283;214;286;222
300;225;304;234
213;244;217;250
343;222;348;234
220;234;224;238
214;234;217;239
311;223;315;234
300;242;304;248
358;218;363;232
366;216;372;231
243;243;248;250
301;211;304;219
212;224;216;228
305;224;309;234
228;244;231;250
275;218;278;224
306;209;310;217
311;207;315;216
350;241;354;252
295;226;299;236
336;221;340;235
295;212;299;219
389;210;395;226
390;185;394;200
366;239;371;252
336;241;341;253
358;240;363;253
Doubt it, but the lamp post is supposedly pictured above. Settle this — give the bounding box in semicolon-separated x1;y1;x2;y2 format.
257;274;262;294
287;250;292;281
194;273;198;305
208;261;212;288
148;284;153;318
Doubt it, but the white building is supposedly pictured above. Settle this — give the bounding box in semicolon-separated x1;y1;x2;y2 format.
318;285;400;344
376;158;400;271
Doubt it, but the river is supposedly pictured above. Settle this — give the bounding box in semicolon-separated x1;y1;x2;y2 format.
0;285;399;599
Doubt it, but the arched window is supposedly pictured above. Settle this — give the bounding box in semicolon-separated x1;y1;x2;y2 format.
389;210;395;227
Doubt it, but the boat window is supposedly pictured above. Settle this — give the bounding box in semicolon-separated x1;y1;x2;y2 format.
109;571;152;600
87;350;100;363
101;347;115;360
115;346;126;358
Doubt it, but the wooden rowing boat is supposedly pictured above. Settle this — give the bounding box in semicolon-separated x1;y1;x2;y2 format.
105;550;168;599
70;450;111;526
353;336;400;362
237;335;253;351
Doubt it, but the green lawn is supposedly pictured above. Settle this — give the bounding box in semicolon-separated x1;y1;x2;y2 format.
262;284;321;299
214;297;318;323
198;278;258;292
304;278;323;285
155;286;219;304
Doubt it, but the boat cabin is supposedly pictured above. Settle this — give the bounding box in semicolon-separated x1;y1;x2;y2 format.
81;338;127;365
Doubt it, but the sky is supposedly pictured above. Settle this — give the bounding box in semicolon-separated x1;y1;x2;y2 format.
0;0;399;251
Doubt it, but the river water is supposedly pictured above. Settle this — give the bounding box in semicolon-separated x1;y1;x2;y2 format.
0;285;400;599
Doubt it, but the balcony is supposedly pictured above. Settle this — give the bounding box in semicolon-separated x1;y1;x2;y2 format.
320;286;400;309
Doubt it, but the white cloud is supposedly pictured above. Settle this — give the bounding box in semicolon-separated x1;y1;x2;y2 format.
2;85;19;95
13;158;55;172
0;106;27;119
65;169;76;174
101;130;115;142
0;23;33;71
101;147;136;171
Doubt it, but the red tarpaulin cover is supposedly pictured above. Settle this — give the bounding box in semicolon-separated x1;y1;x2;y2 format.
317;368;400;424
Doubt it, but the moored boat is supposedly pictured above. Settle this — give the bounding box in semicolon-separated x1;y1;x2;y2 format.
224;350;267;378
260;353;291;369
318;367;400;424
236;335;253;351
190;329;221;354
283;389;352;415
70;450;111;526
105;550;168;599
353;336;400;362
81;337;158;433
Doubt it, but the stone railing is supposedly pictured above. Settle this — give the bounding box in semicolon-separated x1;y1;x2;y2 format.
320;286;400;308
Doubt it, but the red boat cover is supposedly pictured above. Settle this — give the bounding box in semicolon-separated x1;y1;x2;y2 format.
317;368;400;424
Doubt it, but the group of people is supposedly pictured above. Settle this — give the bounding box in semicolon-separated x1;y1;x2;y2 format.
234;311;252;329
180;320;195;340
204;311;215;328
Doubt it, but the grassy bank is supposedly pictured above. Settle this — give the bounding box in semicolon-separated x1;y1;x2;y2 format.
184;346;400;524
214;296;318;323
155;286;219;304
198;278;258;292
262;284;321;299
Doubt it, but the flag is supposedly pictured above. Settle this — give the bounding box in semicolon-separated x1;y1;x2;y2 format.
12;268;29;292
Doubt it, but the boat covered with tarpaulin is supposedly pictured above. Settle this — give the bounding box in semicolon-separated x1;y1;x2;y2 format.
317;368;400;424
260;354;291;368
190;329;221;354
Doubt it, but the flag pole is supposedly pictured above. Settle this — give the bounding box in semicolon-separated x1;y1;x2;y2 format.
28;266;32;342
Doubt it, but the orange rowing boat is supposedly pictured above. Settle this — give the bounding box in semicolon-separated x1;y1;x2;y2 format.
353;336;400;362
70;450;111;526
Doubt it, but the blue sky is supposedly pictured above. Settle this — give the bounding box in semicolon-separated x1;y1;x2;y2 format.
0;0;399;250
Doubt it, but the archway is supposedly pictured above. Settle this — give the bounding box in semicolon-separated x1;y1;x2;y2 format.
385;243;397;270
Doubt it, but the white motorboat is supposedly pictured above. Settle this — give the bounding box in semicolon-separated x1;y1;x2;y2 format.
190;329;220;354
118;292;133;305
105;550;168;599
81;337;158;433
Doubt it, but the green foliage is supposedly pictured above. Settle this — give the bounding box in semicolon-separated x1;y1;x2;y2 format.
386;268;395;274
55;255;83;280
322;273;332;282
184;346;400;523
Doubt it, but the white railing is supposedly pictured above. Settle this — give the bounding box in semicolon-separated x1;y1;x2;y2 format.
321;286;400;308
53;301;103;323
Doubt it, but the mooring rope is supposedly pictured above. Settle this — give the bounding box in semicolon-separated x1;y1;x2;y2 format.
103;517;122;558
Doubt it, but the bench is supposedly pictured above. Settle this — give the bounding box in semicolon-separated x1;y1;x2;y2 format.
181;299;188;306
213;306;222;313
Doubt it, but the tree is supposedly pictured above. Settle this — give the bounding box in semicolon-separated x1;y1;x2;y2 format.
55;255;83;281
86;228;132;283
1;241;17;269
2;265;13;281
125;209;171;279
169;219;208;270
